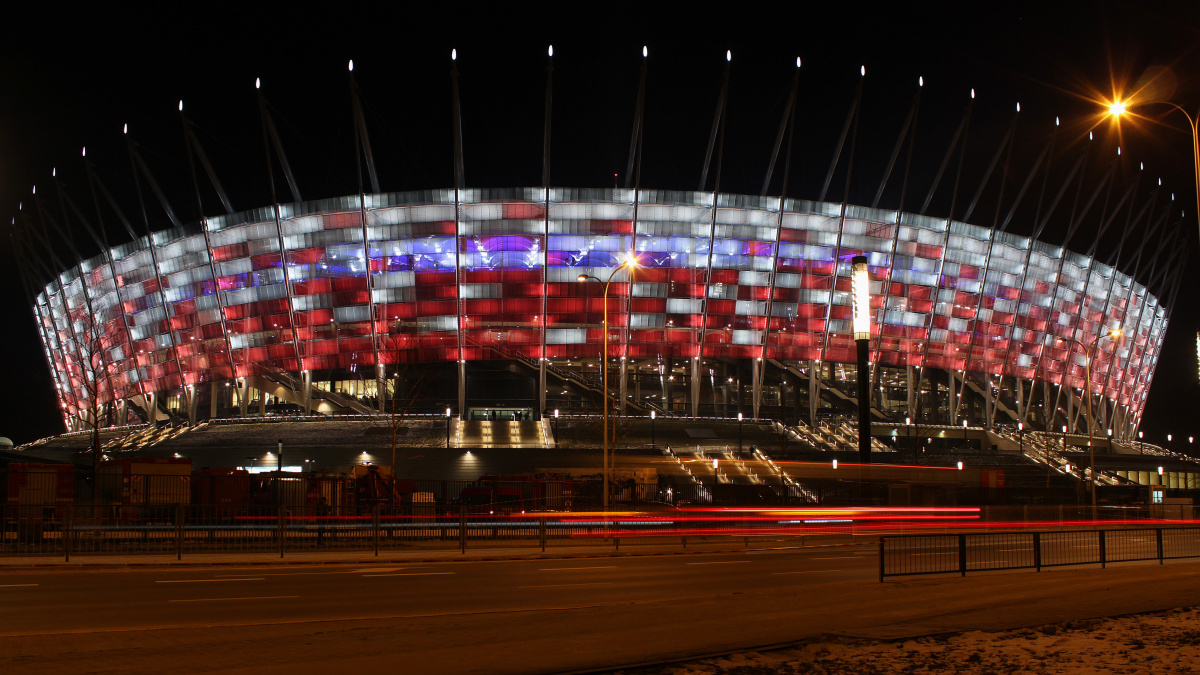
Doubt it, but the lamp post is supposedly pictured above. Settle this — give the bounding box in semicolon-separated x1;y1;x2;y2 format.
650;409;655;449
1105;99;1200;243
1055;327;1122;519
1018;421;1024;457
578;254;639;514
737;412;744;453
850;256;872;463
554;409;560;449
445;407;452;448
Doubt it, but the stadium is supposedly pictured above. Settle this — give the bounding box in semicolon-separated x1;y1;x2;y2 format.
10;53;1195;504
33;186;1169;441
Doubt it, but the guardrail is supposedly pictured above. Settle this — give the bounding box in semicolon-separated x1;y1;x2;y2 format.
1;504;948;561
879;527;1200;581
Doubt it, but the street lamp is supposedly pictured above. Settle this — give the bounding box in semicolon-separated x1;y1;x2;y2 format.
1105;98;1200;243
578;253;640;514
1055;327;1122;519
737;412;744;453
445;407;452;448
851;256;872;463
554;408;560;448
1018;422;1024;457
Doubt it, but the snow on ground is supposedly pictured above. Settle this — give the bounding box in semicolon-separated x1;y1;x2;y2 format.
617;606;1200;674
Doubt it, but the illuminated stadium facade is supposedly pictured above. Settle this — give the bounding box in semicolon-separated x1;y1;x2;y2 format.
33;186;1168;442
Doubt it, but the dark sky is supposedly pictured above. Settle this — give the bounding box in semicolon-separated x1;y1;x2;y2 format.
1;1;1198;446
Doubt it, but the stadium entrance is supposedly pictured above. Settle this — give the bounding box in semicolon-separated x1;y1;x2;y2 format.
467;408;535;422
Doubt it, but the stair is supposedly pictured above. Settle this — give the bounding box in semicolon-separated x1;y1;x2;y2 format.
454;420;552;448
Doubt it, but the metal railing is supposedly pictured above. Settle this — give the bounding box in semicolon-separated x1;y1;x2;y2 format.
880;526;1200;581
1;503;872;560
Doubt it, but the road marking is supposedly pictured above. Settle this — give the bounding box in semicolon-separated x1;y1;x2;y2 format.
169;595;298;603
538;566;617;571
811;556;858;560
684;560;753;565
361;572;456;577
518;582;616;589
772;570;840;575
0;584;37;588
156;578;264;584
351;567;408;573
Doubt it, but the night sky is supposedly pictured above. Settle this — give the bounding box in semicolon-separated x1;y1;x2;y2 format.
1;2;1198;447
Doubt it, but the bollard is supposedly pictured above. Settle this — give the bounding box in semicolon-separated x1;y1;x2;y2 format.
1033;532;1042;572
1157;528;1164;564
1098;530;1106;568
278;506;286;559
539;516;547;553
958;534;967;577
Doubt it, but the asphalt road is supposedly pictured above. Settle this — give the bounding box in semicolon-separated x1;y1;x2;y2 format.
4;543;1200;674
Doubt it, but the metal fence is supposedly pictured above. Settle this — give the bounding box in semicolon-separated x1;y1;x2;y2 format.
880;527;1200;581
1;502;876;560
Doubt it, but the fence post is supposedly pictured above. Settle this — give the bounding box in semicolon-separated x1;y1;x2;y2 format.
459;505;466;555
278;506;285;559
1098;530;1106;568
373;505;380;557
176;504;184;561
958;534;967;577
1157;528;1164;564
539;516;546;553
878;537;885;582
64;505;72;563
1033;532;1041;572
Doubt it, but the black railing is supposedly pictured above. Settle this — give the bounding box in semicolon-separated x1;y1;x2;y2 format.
880;527;1200;581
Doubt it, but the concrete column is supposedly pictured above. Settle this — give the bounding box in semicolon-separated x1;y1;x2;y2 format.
210;381;219;419
457;360;466;419
375;363;386;413
948;371;957;426
619;357;628;414
751;358;762;420
238;378;250;417
539;359;547;417
259;389;267;416
187;385;199;425
302;370;312;415
808;360;818;426
690;357;700;418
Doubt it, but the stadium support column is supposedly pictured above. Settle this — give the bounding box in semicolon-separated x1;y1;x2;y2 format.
690;357;700;418
619;357;628;414
302;370;312;415
752;358;761;420
458;361;466;421
238;377;250;417
539;46;553;420
809;360;819;426
539;361;547;418
851;256;871;463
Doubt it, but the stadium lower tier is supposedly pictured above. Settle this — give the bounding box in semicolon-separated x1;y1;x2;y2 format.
34;188;1165;440
74;359;1139;445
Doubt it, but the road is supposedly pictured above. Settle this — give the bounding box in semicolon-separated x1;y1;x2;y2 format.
3;543;1200;674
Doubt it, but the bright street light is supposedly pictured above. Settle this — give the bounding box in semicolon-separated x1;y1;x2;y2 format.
1103;96;1200;244
1055;327;1123;519
578;253;640;515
